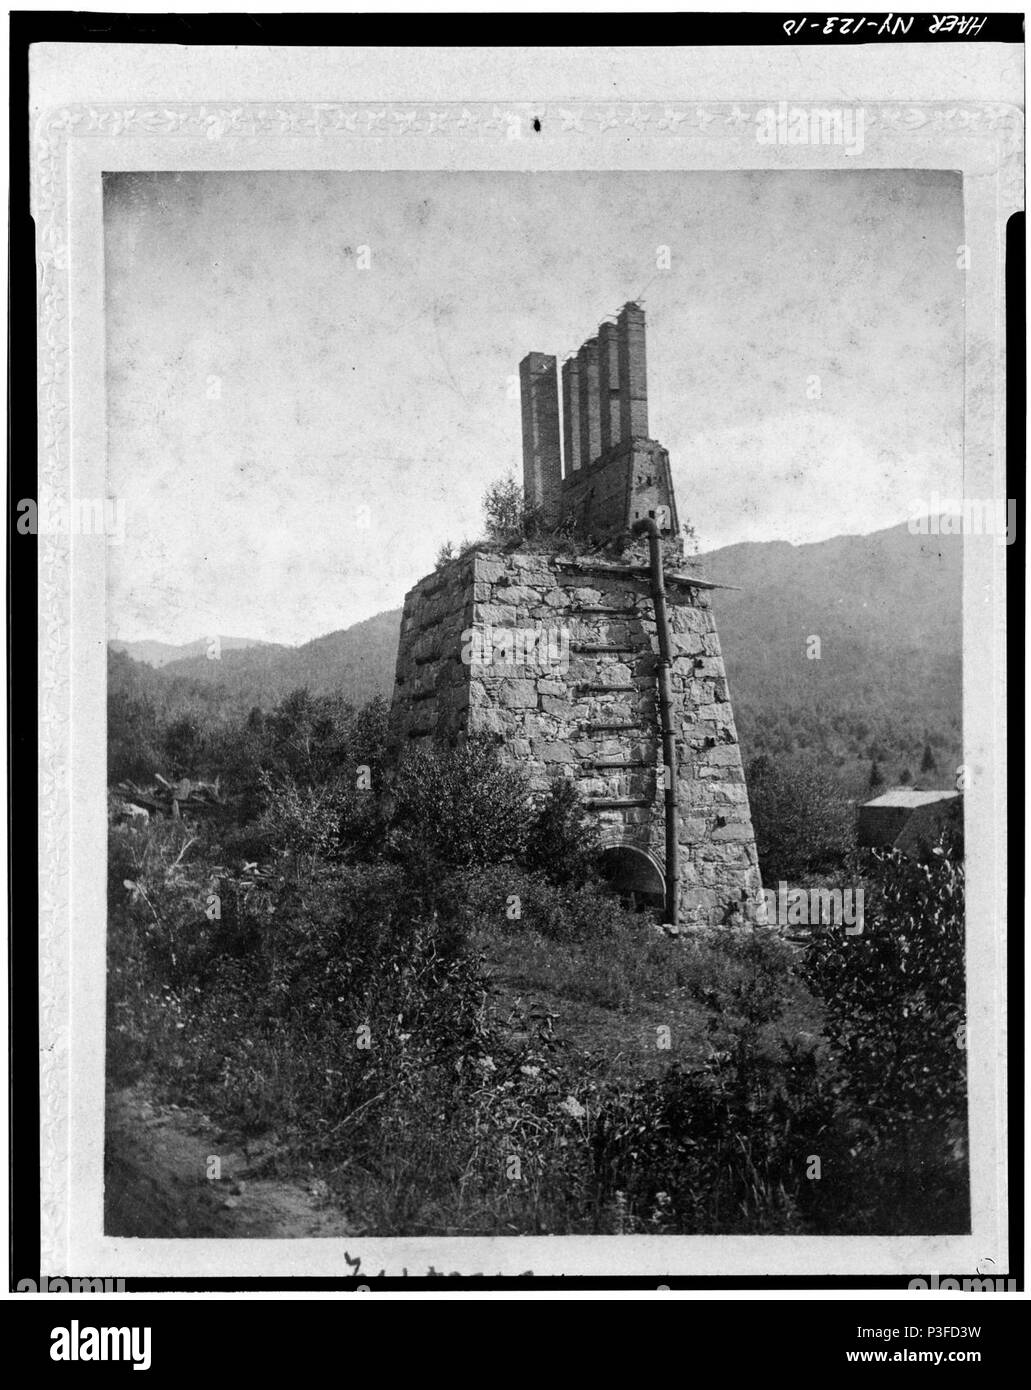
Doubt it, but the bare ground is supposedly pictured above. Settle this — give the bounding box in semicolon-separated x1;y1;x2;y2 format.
105;1086;353;1239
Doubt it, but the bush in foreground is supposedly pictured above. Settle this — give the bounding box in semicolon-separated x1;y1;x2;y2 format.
107;714;968;1237
801;829;968;1232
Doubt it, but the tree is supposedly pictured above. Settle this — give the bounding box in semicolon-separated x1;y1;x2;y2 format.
920;741;937;775
482;474;526;544
899;767;912;784
108;691;163;783
746;754;854;884
868;760;884;792
265;688;356;787
164;715;206;779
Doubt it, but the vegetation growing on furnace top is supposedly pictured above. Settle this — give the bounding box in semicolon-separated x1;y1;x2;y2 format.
482;472;527;545
435;472;699;569
434;474;584;570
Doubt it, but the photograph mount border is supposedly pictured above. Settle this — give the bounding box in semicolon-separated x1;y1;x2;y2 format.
34;95;1021;1278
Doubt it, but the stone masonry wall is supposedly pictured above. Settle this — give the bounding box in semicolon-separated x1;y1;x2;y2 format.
390;547;764;928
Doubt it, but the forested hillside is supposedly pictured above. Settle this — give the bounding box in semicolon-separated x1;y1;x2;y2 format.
704;523;961;793
109;522;962;794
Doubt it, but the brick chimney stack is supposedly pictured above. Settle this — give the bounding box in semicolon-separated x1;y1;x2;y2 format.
519;352;562;527
516;302;669;543
560;357;582;476
617;302;648;440
598;320;622;454
577;337;602;468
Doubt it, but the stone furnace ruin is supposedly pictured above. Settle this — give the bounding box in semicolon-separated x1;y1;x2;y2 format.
390;304;764;929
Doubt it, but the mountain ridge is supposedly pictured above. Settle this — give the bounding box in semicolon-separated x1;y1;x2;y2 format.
110;635;281;669
110;522;962;790
118;521;957;665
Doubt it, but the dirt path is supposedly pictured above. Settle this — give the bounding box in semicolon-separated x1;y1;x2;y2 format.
105;1087;352;1238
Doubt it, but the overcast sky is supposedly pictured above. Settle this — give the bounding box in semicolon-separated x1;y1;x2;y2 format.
105;168;963;646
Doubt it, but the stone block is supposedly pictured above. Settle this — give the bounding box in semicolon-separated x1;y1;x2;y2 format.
493;583;540;608
711;821;754;841
678;818;706;840
499;679;538;708
601;663;633;686
472;709;508;736
704;745;742;767
475;604;514;627
532;740;577;764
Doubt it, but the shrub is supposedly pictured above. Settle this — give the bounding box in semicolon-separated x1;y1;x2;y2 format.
746;753;854;882
107;815;244;1084
802;832;965;1134
591;1046;840;1234
108;817;224;985
451;863;648;947
449;864;681;1011
591;929;841;1233
387;740;533;871
800;829;968;1231
522;778;599;886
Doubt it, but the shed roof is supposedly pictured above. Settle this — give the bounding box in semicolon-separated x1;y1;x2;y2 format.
862;788;960;810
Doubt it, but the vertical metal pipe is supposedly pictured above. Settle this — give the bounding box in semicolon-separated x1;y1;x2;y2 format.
632;518;679;928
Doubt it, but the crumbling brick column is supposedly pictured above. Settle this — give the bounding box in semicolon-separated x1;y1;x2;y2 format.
519;352;562;527
617;302;648;440
577;338;602;468
561;357;582;476
598;321;622;454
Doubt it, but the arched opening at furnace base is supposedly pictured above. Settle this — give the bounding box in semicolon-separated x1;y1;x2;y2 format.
597;845;665;913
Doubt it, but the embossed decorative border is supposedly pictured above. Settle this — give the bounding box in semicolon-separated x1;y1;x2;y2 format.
34;100;1022;1276
33;97;1027;143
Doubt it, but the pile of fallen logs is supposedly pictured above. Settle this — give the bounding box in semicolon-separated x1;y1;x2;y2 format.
111;772;225;822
